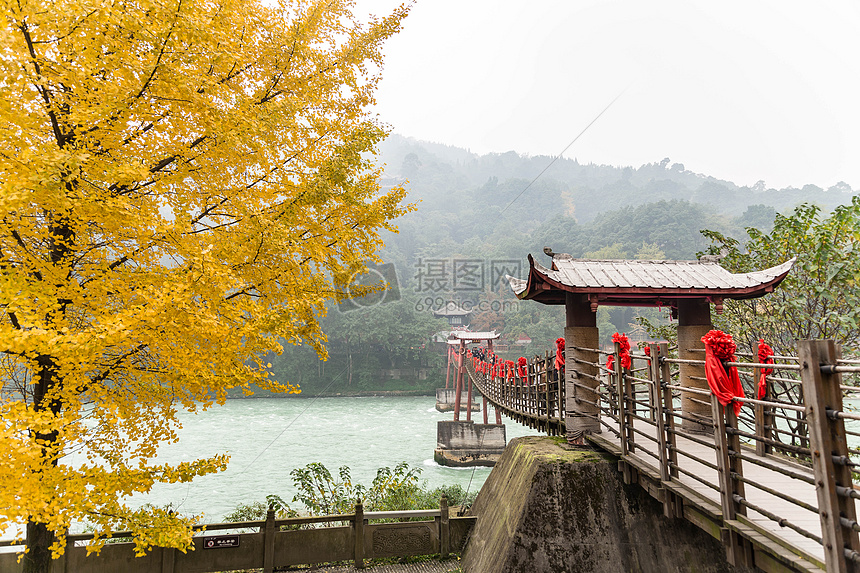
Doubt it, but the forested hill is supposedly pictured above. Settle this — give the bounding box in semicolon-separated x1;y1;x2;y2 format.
261;135;857;396
377;134;856;266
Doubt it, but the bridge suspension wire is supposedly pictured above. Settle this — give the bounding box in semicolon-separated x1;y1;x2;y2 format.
235;365;351;477
500;85;630;214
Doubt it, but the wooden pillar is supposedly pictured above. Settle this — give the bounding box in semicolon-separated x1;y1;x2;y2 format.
454;341;464;421
444;347;452;389
677;298;712;433
565;293;600;444
466;345;473;423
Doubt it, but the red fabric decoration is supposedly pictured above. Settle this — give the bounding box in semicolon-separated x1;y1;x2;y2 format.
606;354;614;372
612;332;632;369
701;330;744;415
555;337;565;371
757;339;774;400
517;357;528;380
643;346;651;357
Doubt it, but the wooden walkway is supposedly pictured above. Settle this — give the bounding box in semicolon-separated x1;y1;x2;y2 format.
588;417;827;572
466;339;860;573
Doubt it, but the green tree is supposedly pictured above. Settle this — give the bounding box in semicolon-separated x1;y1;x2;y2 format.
584;243;628;259
635;242;665;260
700;197;860;356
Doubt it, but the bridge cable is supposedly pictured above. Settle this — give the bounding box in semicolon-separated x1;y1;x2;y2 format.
462;368;490;511
500;86;630;215
235;365;350;476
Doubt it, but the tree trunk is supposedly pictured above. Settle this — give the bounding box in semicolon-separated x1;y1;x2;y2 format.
23;521;55;573
25;355;62;573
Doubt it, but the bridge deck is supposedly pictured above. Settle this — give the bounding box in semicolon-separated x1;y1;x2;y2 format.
588;417;826;571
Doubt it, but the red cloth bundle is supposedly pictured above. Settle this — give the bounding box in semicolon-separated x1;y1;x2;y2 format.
612;332;632;369
555;337;565;371
606;354;615;373
701;330;744;415
757;339;774;400
517;357;528;381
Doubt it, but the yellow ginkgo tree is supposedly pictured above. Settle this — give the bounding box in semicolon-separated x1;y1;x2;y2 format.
0;0;411;570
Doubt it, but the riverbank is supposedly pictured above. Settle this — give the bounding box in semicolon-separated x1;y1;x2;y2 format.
228;388;436;398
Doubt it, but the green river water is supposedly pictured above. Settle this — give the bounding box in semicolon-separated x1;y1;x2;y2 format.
129;396;540;523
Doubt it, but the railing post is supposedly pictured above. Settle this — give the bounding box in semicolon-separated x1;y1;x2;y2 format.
799;339;860;572
466;354;474;423
614;341;629;455
711;395;746;520
651;343;682;518
624;366;636;454
753;366;773;456
651;343;670;483
263;507;275;573
647;350;657;422
495;365;503;424
545;351;551;432
711;393;750;567
454;343;464;421
354;499;365;569
659;343;679;480
440;493;450;558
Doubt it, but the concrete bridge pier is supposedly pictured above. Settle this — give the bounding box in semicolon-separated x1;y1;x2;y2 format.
434;420;506;467
564;293;600;445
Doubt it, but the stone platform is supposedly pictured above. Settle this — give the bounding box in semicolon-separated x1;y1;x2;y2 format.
435;388;481;412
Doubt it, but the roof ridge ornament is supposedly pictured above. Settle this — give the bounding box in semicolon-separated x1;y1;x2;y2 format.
698;247;730;264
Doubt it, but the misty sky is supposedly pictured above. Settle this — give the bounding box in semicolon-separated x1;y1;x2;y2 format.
355;0;860;190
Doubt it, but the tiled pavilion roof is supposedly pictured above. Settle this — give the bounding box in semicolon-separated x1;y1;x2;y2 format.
507;253;794;311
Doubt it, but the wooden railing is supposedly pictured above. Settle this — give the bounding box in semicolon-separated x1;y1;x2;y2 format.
472;339;860;572
0;496;474;573
466;351;565;436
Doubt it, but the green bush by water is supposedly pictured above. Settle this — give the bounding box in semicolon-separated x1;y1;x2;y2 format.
224;461;477;522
